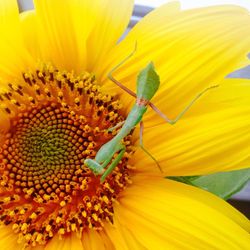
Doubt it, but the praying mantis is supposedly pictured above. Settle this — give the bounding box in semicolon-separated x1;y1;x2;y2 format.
84;48;218;183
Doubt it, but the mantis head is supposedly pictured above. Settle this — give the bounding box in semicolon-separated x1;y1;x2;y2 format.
136;62;160;101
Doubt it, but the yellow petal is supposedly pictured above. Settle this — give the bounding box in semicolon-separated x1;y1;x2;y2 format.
86;0;134;74
0;0;34;81
104;219;147;250
0;0;20;37
82;229;114;250
133;79;250;176
100;3;250;117
20;10;40;60
0;226;22;250
32;0;133;73
45;233;83;250
33;0;97;72
115;175;250;249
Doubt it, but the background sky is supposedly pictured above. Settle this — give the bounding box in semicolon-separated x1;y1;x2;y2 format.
18;0;250;12
135;0;250;10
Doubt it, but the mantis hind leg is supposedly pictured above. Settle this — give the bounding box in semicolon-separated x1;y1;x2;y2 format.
107;121;125;132
149;85;219;125
100;145;126;183
139;121;163;173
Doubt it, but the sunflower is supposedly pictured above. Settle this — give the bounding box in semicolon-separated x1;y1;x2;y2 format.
0;0;250;249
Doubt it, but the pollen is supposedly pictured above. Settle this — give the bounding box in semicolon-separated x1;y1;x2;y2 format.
0;64;134;247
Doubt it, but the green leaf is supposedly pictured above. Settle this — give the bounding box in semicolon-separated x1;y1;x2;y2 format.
168;176;199;185
168;169;250;200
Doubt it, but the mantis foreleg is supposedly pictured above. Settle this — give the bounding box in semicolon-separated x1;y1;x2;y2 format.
107;121;125;132
84;158;104;175
99;152;116;169
100;145;126;183
139;121;163;173
85;147;118;175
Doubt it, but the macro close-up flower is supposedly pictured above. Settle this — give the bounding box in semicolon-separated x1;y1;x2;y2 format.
0;0;250;249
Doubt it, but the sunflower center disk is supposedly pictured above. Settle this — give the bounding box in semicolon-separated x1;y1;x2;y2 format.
0;66;134;246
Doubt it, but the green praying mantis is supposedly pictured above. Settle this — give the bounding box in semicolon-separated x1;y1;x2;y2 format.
84;48;218;183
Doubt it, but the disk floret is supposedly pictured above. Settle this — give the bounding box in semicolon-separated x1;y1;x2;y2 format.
0;65;134;246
